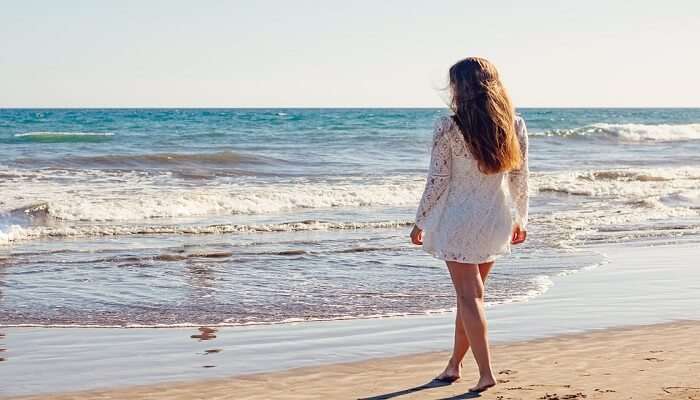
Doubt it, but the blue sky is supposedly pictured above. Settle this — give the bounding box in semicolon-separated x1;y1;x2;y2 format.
1;0;698;107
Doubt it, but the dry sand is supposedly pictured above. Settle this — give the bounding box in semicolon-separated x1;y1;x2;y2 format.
7;320;699;400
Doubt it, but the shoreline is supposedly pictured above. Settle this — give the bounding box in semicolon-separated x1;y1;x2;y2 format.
1;239;700;397
6;320;700;400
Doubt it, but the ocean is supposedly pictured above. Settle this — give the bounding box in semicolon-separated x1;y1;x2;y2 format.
1;108;699;327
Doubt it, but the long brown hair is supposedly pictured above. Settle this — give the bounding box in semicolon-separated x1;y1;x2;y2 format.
448;57;521;174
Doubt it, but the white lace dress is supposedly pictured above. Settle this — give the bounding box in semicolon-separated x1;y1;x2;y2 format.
415;115;529;264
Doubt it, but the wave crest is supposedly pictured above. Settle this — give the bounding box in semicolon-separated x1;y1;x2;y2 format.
539;123;700;142
537;167;700;197
0;176;424;222
10;151;287;174
11;131;114;143
0;219;414;244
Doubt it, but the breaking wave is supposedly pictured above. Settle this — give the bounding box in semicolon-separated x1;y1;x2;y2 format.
0;175;425;222
10;131;115;143
2;166;699;245
536;166;700;198
0;219;414;244
537;123;700;142
10;150;287;172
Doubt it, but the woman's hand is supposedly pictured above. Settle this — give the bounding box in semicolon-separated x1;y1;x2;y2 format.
511;224;527;245
410;225;424;245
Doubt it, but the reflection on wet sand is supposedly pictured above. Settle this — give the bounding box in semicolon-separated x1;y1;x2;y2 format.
190;327;220;368
183;250;223;368
0;332;6;362
191;326;217;341
182;254;224;368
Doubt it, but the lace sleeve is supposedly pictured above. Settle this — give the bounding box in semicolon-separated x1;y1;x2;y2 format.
415;118;452;229
508;117;530;228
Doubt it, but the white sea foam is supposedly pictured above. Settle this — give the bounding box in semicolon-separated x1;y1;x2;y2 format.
531;166;700;247
0;170;425;222
0;224;28;245
0;308;459;328
536;123;700;142
536;166;700;199
2;165;699;246
55;182;421;221
591;123;700;141
661;190;700;209
0;219;415;244
14;131;114;137
4;165;698;223
495;275;554;305
555;260;608;278
535;166;700;232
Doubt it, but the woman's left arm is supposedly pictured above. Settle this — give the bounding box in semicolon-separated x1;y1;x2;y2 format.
508;117;530;234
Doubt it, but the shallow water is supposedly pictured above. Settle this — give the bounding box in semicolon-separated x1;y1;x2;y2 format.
1;108;699;326
2;241;699;396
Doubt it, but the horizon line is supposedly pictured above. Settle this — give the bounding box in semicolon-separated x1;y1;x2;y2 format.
2;106;700;110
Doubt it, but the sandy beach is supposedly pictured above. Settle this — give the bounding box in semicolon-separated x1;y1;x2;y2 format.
6;320;699;400
2;240;699;399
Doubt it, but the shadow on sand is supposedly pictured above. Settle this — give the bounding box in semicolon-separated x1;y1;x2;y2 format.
436;392;482;400
358;379;481;400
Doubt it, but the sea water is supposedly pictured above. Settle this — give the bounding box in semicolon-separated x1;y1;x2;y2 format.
1;108;699;326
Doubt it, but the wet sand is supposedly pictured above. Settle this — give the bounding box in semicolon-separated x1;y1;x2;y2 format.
1;240;699;398
6;321;700;400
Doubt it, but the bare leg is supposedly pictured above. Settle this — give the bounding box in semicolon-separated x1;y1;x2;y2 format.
435;304;468;381
447;261;496;392
436;262;493;381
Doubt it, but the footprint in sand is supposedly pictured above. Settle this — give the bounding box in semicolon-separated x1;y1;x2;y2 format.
529;384;571;389
499;369;516;375
539;393;587;400
643;357;663;362
594;388;616;393
663;386;700;396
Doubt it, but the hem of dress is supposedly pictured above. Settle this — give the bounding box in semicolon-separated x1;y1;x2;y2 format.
422;247;509;265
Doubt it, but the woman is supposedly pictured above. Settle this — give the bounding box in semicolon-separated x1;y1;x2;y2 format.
410;57;529;393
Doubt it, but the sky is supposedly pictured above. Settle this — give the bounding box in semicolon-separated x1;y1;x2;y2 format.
1;0;699;108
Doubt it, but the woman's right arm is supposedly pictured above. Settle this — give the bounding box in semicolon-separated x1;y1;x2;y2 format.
414;117;452;231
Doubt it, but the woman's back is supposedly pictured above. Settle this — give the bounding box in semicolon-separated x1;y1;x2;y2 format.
414;114;529;264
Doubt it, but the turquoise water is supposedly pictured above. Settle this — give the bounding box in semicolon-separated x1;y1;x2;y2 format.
2;108;700;173
1;108;699;326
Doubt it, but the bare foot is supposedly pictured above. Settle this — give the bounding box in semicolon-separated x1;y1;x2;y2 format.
434;360;462;383
469;374;496;393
